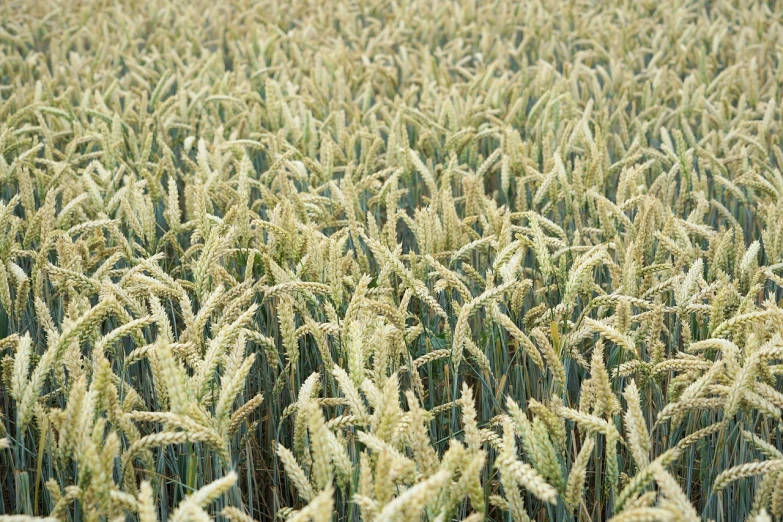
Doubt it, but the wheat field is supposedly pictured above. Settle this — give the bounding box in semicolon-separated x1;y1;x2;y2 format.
0;0;782;521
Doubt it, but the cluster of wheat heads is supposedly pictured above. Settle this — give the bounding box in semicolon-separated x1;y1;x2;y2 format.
0;0;783;520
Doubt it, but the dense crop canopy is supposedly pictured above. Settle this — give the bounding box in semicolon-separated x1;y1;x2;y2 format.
1;0;783;521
